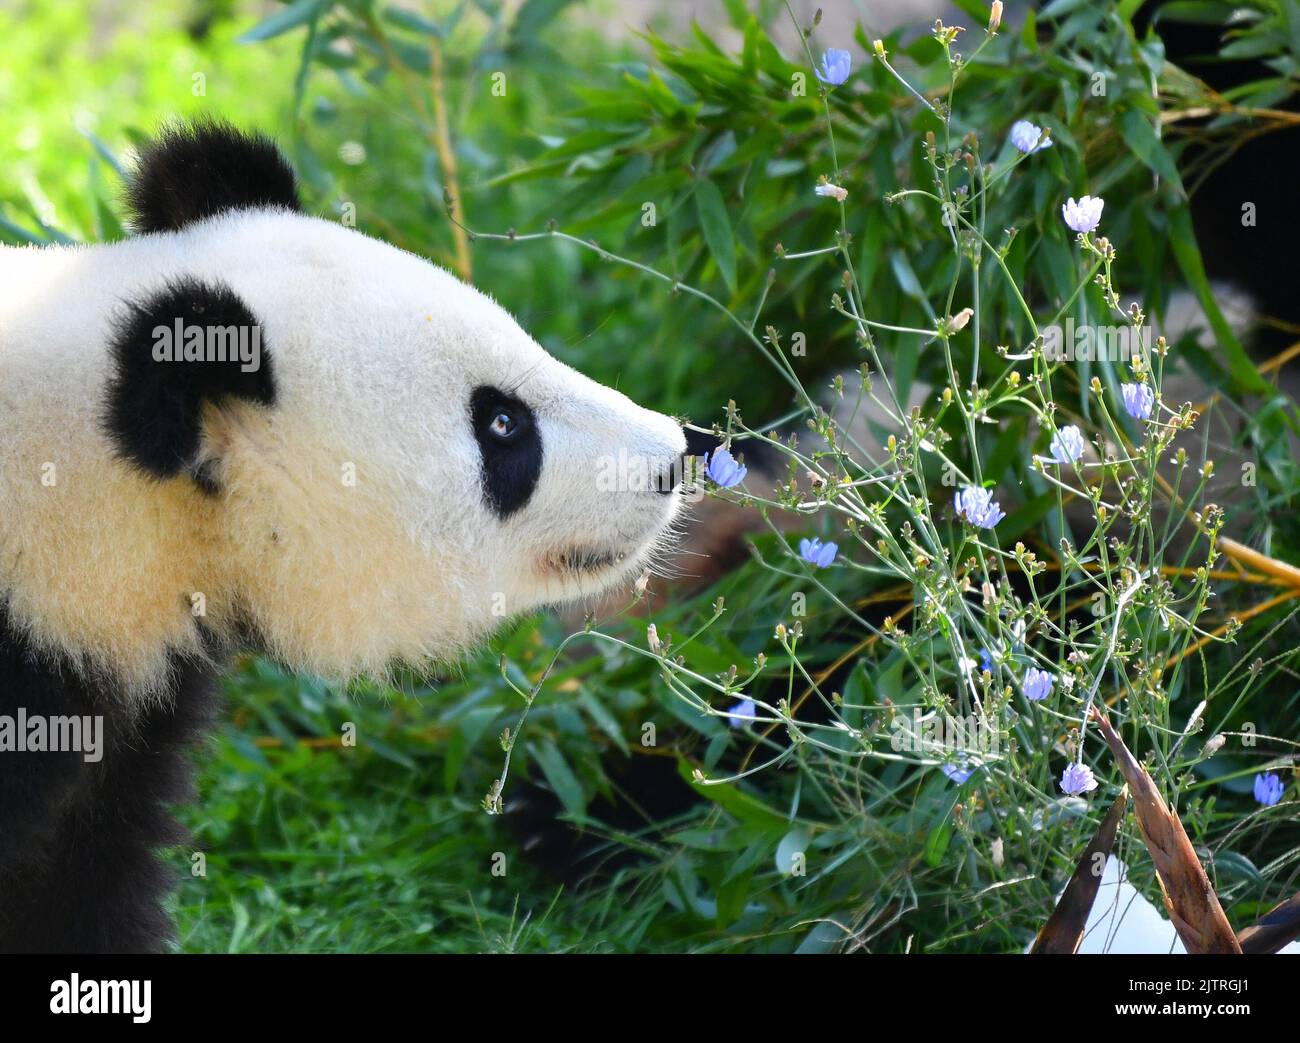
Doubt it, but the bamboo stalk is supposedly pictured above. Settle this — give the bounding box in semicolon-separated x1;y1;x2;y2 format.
430;36;472;283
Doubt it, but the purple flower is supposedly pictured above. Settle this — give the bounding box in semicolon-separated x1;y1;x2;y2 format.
1060;762;1098;795
1010;120;1051;154
978;648;993;675
1062;195;1104;234
725;697;756;729
799;537;838;568
705;447;747;488
1121;382;1154;420
1254;772;1284;806
1023;666;1053;702
955;485;1006;528
942;756;976;784
814;48;852;86
1048;424;1086;465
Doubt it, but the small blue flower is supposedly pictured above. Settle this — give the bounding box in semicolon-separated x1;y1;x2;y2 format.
799;537;838;568
725;697;756;729
978;648;993;675
1060;762;1098;795
1010;120;1052;154
814;48;852;86
1062;195;1104;234
1048;424;1086;465
942;756;976;784
955;485;1006;529
1254;771;1284;806
1022;666;1054;702
706;447;747;488
1121;382;1154;420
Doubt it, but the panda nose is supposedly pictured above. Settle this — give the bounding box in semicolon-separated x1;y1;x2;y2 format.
653;454;684;495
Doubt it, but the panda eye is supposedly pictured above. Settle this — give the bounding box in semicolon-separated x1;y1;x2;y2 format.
489;411;516;440
470;385;542;518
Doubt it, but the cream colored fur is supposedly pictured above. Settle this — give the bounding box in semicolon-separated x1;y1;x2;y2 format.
0;210;685;701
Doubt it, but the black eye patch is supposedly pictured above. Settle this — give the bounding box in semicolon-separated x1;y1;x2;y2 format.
469;385;542;518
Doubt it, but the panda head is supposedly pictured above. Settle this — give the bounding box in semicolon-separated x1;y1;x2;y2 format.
24;121;687;685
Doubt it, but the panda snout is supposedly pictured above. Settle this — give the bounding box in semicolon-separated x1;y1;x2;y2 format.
652;453;686;495
645;416;687;495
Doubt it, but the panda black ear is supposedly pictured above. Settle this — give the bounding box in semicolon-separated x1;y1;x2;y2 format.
104;277;277;490
126;119;301;233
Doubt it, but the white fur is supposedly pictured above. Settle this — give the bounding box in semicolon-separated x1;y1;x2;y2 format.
0;210;685;698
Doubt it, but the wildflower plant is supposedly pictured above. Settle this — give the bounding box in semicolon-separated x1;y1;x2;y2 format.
441;2;1300;951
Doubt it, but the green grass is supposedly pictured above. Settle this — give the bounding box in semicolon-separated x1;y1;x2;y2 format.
174;656;596;953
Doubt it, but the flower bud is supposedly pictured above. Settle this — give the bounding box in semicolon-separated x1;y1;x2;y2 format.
945;307;974;334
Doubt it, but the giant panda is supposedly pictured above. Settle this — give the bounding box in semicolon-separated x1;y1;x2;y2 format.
0;121;688;954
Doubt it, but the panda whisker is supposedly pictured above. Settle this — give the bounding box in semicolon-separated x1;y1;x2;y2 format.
506;359;547;397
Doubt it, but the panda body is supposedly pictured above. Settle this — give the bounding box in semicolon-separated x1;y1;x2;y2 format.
0;123;686;952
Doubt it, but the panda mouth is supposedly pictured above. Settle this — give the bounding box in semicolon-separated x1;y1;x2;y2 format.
556;545;629;574
542;512;679;581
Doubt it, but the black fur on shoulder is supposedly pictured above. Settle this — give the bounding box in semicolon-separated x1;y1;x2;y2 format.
0;602;220;953
126;119;301;233
104;276;277;486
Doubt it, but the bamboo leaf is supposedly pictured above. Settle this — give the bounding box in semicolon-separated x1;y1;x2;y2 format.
694;177;737;294
237;0;324;44
1237;892;1300;954
1167;205;1270;395
1090;706;1241;953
